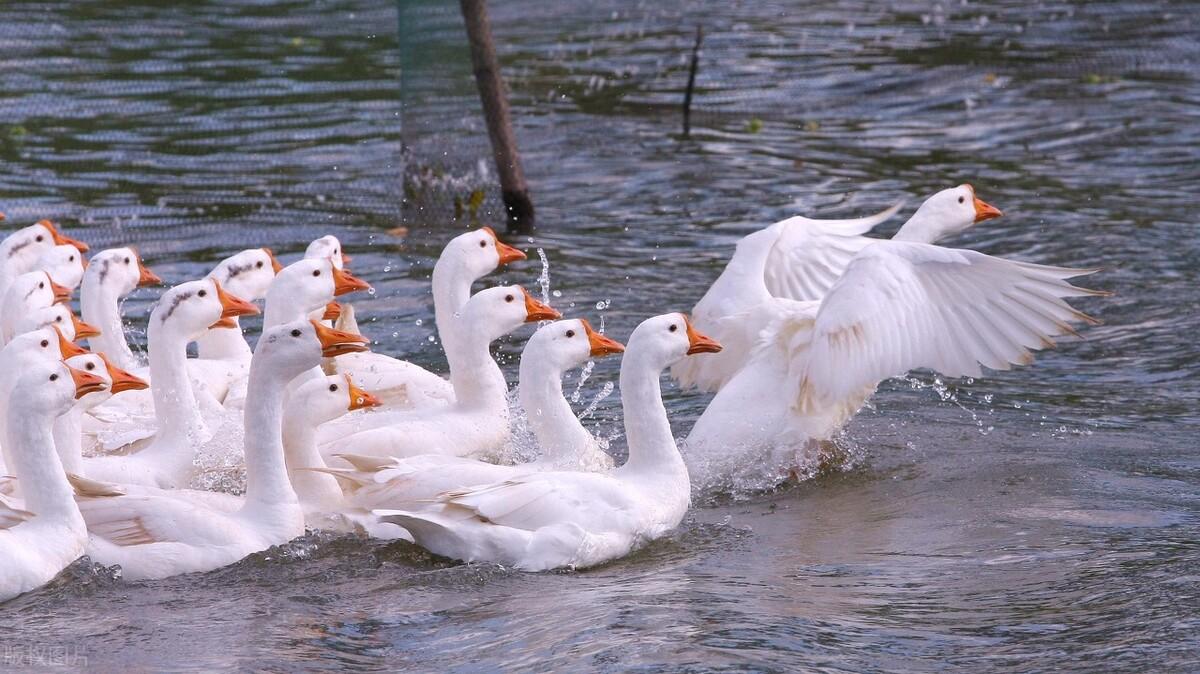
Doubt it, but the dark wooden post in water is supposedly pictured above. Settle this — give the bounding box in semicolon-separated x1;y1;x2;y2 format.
682;25;703;138
459;0;534;233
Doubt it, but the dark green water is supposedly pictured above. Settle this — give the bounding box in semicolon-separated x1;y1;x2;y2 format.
1;0;1198;671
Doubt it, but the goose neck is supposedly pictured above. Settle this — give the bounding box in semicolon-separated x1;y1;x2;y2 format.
81;280;138;370
5;403;82;524
892;209;944;244
146;320;207;448
241;359;299;510
616;352;684;476
431;257;473;357
448;329;509;410
518;359;593;462
51;405;84;477
281;412;342;509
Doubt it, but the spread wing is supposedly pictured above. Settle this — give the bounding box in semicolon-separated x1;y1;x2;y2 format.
764;201;903;302
794;240;1107;408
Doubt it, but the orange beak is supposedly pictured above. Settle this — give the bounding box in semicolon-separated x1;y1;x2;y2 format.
137;256;162;287
210;279;260;329
68;365;108;399
483;226;527;266
43;220;89;253
344;374;382;411
55;326;89;359
98;353;149;394
50;277;72;304
965;185;1003;223
322;301;342;321
684;315;722;355
581;319;624;357
312;320;370;357
331;266;371;297
263;248;283;274
521;287;561;323
70;312;101;340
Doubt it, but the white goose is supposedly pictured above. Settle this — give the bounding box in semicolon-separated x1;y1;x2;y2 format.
0;271;73;344
330;227;527;409
13;304;99;345
306;234;351;270
54;353;148;476
280;374;394;532
195;248;282;363
82;278;259;488
73;319;369;581
81;247;161;371
0;360;106;603
0;328;91;475
374;313;722;571
0;219;88;304
317;285;560;461
318;318;625;509
34;243;87;291
673;185;1002;392
189;248;284;404
684;240;1107;493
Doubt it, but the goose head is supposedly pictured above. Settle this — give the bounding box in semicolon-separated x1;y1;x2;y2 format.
34;244;86;290
460;285;561;345
208;248;281;303
151;278;259;342
902;184;1004;243
440;227;527;281
305;235;351;270
83;247;161;298
524;318;625;373
266;258;370;321
12;360;108;420
64;352;147;408
252;319;370;380
1;327;89;367
289;374;381;427
16;304;99;342
626;313;722;370
7;271;72;311
1;220;88;275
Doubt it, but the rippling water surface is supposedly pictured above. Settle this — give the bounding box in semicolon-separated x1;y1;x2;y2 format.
2;0;1198;671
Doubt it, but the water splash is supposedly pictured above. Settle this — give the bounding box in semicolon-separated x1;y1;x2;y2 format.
536;247;551;304
570;361;595;403
577;380;614;421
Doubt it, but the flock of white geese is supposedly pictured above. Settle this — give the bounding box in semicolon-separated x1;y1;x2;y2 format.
0;183;1107;601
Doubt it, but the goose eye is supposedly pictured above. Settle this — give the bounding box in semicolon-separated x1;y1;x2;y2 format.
40;340;49;347
566;330;575;338
958;196;965;204
329;384;338;392
124;257;131;264
49;373;58;381
669;324;678;332
56;316;63;322
505;294;514;303
36;235;44;242
479;240;487;248
291;329;302;337
198;289;207;298
69;255;75;262
38;282;44;289
85;362;95;370
256;260;264;268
